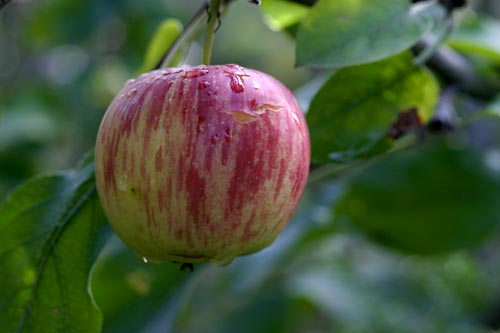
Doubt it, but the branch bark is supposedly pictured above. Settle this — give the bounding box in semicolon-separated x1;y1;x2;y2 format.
413;39;500;100
0;0;14;11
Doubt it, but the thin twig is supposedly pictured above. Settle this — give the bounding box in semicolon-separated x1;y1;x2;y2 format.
202;0;222;65
156;2;210;69
413;39;500;100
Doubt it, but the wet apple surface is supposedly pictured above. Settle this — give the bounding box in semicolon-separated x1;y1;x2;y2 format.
95;64;310;265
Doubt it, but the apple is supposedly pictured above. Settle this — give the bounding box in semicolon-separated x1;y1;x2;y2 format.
95;64;310;265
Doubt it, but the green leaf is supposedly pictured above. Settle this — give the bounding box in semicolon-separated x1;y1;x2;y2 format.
137;18;183;74
260;0;309;31
0;154;112;333
307;52;439;164
296;0;447;68
335;137;500;255
91;237;194;333
448;14;500;65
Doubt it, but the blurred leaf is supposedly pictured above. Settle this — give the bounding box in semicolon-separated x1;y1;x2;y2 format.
92;237;195;333
285;236;493;333
307;52;439;164
260;0;309;31
0;153;112;333
170;189;495;333
448;14;500;64
137;18;183;74
0;109;59;146
335;137;500;255
485;94;500;117
296;0;447;68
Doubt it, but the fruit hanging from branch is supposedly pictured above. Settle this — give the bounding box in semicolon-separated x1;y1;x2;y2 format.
94;64;310;265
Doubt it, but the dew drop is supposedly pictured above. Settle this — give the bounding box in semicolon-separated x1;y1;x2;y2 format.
117;175;127;191
141;257;162;264
253;82;261;90
197;81;210;89
224;128;233;142
211;133;221;144
127;89;138;98
125;79;135;87
224;70;247;93
250;98;258;110
226;64;241;70
183;68;209;78
153;115;161;129
196;116;206;134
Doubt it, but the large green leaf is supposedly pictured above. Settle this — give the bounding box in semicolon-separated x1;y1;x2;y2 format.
0;154;112;333
307;52;439;164
260;0;309;31
335;137;500;255
296;0;447;68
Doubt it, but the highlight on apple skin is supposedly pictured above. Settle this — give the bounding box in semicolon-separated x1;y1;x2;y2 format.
95;64;310;265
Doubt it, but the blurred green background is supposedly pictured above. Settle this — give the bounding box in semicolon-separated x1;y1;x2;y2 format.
3;0;500;332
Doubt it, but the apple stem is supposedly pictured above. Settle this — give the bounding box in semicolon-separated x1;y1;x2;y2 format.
158;2;210;68
202;0;222;65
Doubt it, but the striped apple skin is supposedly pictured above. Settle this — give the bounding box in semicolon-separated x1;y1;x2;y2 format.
95;64;310;265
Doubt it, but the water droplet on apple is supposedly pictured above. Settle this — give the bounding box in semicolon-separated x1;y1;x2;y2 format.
125;79;135;87
224;70;246;93
117;175;127;191
211;133;221;144
253;82;261;90
226;64;242;70
198;81;210;89
127;89;137;98
183;67;209;78
224;128;233;142
196;116;206;134
250;98;258;110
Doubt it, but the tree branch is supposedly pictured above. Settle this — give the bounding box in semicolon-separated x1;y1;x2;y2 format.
0;0;14;11
413;39;500;100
